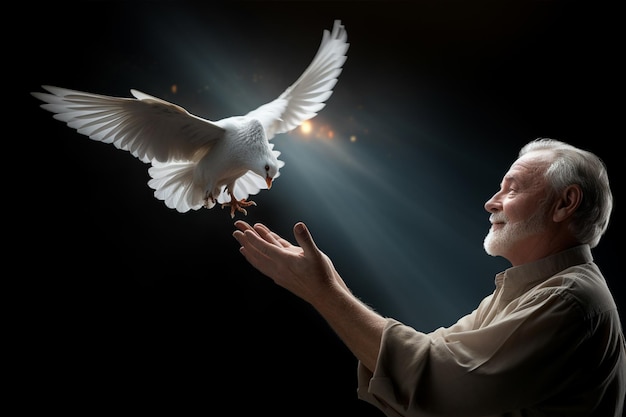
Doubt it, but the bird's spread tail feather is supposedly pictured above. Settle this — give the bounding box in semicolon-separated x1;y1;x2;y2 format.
147;160;204;212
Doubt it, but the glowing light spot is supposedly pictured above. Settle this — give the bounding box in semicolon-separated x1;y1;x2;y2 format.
350;135;357;142
300;120;312;135
171;84;178;94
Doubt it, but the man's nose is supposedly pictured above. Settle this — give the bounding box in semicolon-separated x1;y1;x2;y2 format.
484;193;501;213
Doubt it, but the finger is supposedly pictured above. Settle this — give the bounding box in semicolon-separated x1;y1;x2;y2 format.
236;229;276;267
253;223;283;247
242;228;282;258
233;222;265;253
252;223;297;250
267;229;295;249
292;222;320;255
234;220;254;233
232;221;254;243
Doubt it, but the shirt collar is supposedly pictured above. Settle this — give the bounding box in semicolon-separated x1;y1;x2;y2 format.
494;244;593;299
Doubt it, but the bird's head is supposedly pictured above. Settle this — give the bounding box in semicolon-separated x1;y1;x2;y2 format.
258;156;282;189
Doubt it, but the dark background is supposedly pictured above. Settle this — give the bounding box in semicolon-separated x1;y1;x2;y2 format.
17;1;623;415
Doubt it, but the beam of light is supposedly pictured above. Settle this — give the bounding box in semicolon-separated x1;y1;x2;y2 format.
270;120;505;330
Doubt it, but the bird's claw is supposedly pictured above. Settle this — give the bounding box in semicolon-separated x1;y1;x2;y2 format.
203;194;216;209
222;198;257;218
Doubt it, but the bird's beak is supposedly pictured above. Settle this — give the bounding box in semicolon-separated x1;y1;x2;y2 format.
266;176;273;189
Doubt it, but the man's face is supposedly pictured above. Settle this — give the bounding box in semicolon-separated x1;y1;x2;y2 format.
483;150;554;265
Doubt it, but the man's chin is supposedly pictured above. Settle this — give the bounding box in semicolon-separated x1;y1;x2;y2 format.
483;233;504;257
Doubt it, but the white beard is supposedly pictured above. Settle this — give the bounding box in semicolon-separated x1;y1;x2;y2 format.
483;206;549;257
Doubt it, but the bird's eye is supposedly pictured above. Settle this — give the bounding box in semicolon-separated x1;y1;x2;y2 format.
265;164;270;172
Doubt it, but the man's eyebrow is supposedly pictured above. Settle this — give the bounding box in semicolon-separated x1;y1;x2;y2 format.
502;174;517;184
501;174;524;189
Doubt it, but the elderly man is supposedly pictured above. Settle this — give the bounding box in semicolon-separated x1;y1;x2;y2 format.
233;138;625;416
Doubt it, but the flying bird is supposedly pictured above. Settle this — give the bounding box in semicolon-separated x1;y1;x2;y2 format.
32;20;348;217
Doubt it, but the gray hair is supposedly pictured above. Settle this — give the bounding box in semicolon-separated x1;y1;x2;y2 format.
519;138;613;248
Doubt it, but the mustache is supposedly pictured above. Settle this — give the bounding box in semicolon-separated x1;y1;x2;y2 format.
489;213;508;224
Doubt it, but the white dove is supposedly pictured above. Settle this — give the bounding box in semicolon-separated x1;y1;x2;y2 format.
32;20;348;217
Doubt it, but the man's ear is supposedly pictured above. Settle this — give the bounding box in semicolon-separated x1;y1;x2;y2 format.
553;184;582;222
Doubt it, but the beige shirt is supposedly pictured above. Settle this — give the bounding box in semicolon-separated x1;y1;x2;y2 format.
357;245;626;416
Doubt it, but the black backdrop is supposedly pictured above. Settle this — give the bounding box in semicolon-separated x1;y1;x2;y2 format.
16;2;624;415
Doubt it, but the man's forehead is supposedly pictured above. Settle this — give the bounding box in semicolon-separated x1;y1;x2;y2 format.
503;151;553;185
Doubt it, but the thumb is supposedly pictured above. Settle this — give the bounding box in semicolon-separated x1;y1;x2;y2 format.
293;222;319;254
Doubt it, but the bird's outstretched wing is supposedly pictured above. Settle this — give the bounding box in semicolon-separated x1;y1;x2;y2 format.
31;86;225;163
31;20;348;216
246;19;349;140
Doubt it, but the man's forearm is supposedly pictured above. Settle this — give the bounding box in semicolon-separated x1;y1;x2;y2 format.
311;285;386;372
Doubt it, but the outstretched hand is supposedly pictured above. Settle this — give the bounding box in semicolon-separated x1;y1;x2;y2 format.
232;220;348;304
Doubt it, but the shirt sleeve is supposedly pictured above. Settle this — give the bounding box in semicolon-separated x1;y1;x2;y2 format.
356;289;603;416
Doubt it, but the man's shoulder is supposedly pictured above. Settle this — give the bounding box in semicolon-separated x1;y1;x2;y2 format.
537;263;618;321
